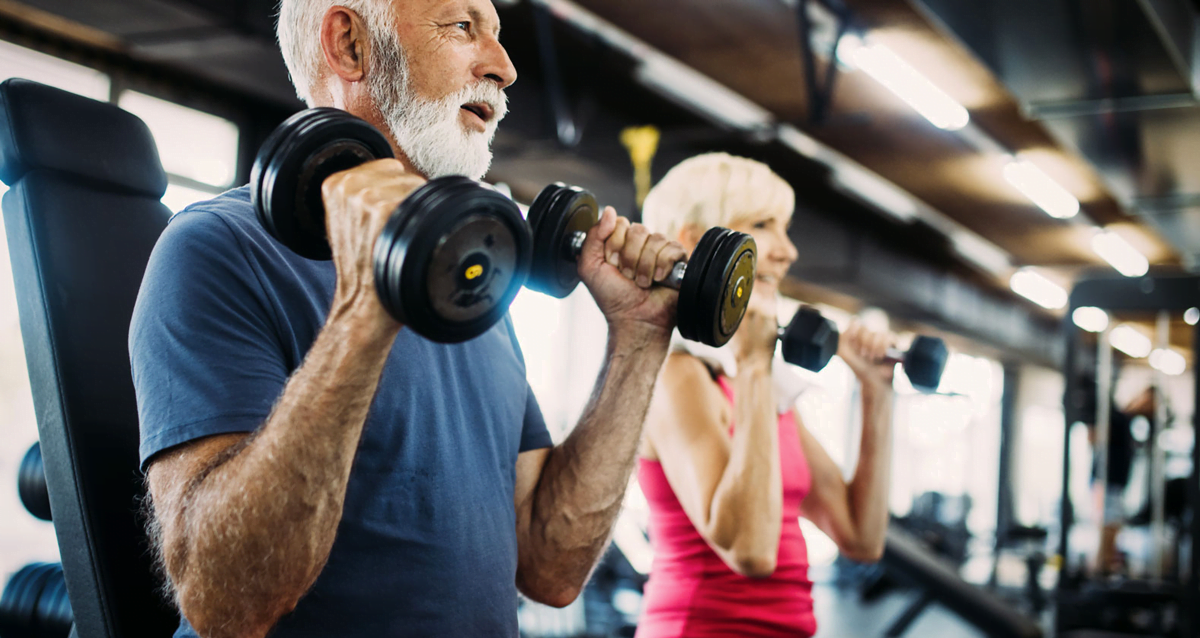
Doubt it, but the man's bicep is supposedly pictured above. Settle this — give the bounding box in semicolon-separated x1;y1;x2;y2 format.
132;210;289;469
514;447;551;512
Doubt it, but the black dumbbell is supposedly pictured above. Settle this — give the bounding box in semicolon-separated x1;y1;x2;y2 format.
251;108;531;343
524;183;758;347
18;442;51;522
0;563;73;638
779;307;949;392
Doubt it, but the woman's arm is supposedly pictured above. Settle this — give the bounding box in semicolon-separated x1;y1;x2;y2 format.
798;322;895;563
796;393;892;562
646;352;782;577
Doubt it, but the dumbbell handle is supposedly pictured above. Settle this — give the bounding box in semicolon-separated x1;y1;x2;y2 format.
569;231;687;290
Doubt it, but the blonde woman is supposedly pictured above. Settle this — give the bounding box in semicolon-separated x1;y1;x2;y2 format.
635;154;896;637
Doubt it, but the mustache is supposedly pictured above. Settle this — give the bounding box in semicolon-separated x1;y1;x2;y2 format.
453;81;508;123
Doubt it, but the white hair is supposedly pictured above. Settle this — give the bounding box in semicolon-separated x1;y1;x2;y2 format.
642;153;794;242
277;0;395;106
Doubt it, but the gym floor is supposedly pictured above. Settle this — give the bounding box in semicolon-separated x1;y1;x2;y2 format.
813;583;984;638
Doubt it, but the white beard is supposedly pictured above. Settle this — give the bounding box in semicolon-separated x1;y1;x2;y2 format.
367;32;507;180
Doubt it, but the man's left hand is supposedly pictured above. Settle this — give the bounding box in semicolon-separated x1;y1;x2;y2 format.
577;207;686;342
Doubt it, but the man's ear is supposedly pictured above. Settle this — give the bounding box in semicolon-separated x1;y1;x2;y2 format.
319;6;367;84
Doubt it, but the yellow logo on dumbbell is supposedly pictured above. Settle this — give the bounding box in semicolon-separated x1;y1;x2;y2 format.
736;286;743;299
465;264;483;280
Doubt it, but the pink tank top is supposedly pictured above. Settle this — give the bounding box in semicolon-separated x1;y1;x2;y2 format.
635;376;816;638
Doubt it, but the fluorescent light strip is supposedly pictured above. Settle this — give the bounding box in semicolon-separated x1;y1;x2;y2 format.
850;43;969;130
1072;306;1109;333
540;0;1020;282
1003;159;1079;219
1110;324;1152;358
831;167;918;221
1010;268;1067;309
1092;229;1149;277
1149;349;1186;375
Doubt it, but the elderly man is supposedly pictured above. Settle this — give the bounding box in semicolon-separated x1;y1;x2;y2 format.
129;1;686;637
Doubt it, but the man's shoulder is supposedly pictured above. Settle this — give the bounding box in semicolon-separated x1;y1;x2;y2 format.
164;185;256;238
151;185;286;269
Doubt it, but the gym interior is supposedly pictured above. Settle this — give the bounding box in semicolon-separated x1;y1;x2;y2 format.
1;1;1199;637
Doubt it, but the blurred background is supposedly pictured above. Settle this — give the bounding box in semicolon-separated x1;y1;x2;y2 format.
2;0;1200;637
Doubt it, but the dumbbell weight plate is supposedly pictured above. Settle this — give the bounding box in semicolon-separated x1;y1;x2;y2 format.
904;335;949;392
681;229;753;345
251;108;394;260
677;228;757;347
526;183;598;298
18;442;50;522
33;566;72;637
0;563;56;635
780;306;839;372
374;176;532;343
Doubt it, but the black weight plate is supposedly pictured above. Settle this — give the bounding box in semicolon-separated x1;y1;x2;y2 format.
905;335;949;392
714;233;757;343
252;108;340;248
33;566;72;638
676;227;727;343
18;442;50;521
691;230;756;347
526;183;598;298
375;176;531;342
0;563;56;635
252;108;393;260
780;306;839;372
0;563;39;631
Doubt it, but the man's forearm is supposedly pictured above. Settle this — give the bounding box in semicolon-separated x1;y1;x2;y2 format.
158;307;397;637
847;385;894;555
519;327;668;601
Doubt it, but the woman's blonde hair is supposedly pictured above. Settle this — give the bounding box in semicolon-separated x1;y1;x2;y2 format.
641;153;794;241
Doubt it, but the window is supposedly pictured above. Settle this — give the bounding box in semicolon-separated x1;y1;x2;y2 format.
0;39;117;584
0;41;249;583
118;91;239;213
0;39;109;101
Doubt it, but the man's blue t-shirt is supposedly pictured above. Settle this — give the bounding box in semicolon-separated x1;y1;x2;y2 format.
129;186;552;638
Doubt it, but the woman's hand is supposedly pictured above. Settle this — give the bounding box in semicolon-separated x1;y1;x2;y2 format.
837;321;896;393
729;291;778;368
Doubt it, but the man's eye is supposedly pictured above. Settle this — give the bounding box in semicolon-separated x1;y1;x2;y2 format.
455;21;470;31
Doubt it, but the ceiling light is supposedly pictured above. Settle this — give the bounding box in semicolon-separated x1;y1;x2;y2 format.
1186;307;1199;325
1091;229;1149;277
636;57;773;131
1072;306;1109;333
1010;268;1067;310
1149;348;1186;375
835;33;865;68
1110;324;1152;358
950;230;1011;276
831;167;918;221
849;42;969;130
1003;158;1079;219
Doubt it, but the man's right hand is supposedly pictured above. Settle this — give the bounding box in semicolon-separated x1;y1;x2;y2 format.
321;158;426;331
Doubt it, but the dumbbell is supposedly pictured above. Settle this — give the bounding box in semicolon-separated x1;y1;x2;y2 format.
0;563;73;638
18;442;51;522
251;107;531;343
779;307;949;392
525;183;757;347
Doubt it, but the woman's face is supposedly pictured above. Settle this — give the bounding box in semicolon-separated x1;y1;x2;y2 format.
727;207;799;300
